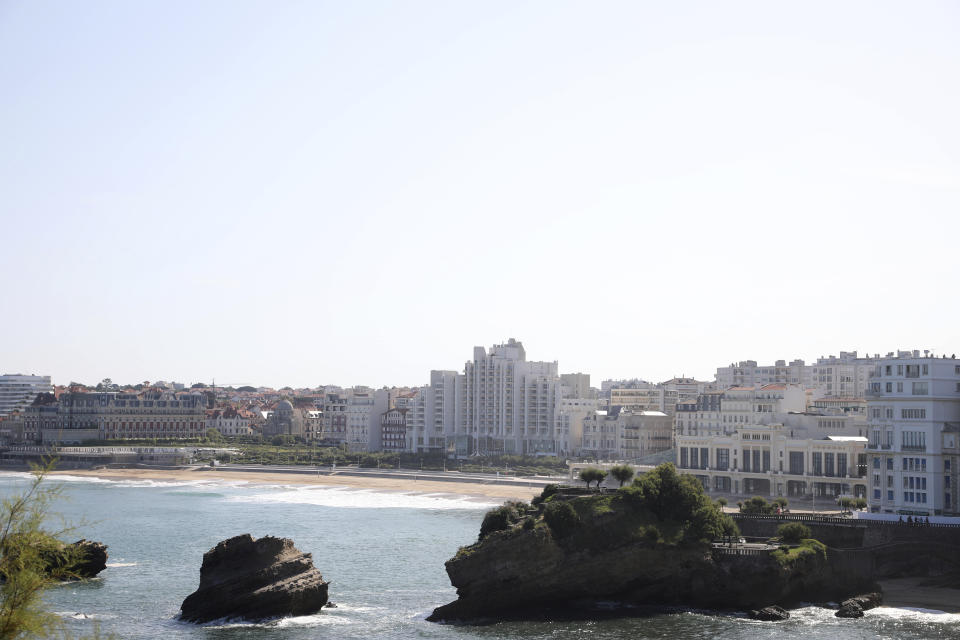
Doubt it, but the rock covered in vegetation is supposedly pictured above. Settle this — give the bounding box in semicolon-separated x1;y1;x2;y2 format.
180;534;329;623
428;464;873;623
13;537;108;580
67;540;108;578
749;605;789;621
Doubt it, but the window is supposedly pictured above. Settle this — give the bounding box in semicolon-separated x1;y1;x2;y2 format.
789;451;804;475
887;490;894;501
897;382;904;393
886;383;893;393
901;408;926;419
886;458;893;470
902;431;926;451
912;382;928;395
873;457;880;469
873;489;881;500
716;448;729;470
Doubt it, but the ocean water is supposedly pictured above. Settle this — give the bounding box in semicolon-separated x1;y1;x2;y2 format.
1;471;958;639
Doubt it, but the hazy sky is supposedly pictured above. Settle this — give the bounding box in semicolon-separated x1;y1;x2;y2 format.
2;1;958;389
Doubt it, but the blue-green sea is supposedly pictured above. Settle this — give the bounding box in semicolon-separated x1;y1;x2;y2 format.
2;471;958;639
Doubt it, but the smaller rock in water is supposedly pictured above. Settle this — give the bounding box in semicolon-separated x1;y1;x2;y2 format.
180;534;329;623
842;592;882;611
835;602;864;618
749;606;790;621
71;540;108;579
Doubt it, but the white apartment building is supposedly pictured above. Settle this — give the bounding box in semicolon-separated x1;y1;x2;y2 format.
0;374;53;417
580;408;673;460
865;351;960;516
206;407;253;437
715;352;879;399
560;373;594;400
455;339;564;456
345;388;389;452
609;384;676;415
716;360;809;390
399;370;457;454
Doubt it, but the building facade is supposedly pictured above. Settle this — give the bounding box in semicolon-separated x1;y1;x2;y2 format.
381;408;407;452
0;374;53;417
455;339;564;456
53;390;207;441
865;352;960;516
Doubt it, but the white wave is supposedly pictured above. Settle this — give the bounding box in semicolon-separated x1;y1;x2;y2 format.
871;606;960;621
105;562;137;567
0;471;41;481
226;485;497;510
55;611;117;620
199;611;349;629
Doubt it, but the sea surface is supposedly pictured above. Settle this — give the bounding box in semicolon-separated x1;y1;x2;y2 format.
1;471;958;639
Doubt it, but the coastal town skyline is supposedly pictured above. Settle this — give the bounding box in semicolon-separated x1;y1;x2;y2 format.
5;342;955;392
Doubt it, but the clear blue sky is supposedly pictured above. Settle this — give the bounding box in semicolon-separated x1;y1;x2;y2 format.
2;1;958;388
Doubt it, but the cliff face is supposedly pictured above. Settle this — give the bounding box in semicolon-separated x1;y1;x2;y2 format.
429;483;871;622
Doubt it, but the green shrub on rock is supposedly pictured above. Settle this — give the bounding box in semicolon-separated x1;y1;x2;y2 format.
479;502;525;540
777;522;811;544
543;501;581;537
531;484;559;507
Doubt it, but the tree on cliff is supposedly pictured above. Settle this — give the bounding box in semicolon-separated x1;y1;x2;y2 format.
0;461;86;639
628;463;738;542
578;468;607;489
609;465;635;487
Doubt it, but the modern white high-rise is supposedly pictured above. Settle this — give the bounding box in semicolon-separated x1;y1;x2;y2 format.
865;351;960;516
0;374;53;417
397;370;457;454
455;339;564;456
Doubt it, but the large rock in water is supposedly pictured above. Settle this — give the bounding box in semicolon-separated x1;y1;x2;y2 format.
180;534;329;623
427;485;875;622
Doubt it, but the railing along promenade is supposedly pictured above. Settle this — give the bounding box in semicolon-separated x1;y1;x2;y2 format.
733;513;960;529
711;546;769;558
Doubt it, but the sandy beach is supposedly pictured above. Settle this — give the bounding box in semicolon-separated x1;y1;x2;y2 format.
50;467;542;502
879;577;960;614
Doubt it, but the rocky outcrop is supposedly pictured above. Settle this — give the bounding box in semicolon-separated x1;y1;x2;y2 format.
749;606;789;621
180;534;329;623
428;481;875;622
68;540;108;578
25;538;107;580
835;592;882;618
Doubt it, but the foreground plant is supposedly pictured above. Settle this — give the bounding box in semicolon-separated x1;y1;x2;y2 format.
0;460;93;640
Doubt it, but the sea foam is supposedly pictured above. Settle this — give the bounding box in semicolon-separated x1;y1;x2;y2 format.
225;484;498;510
